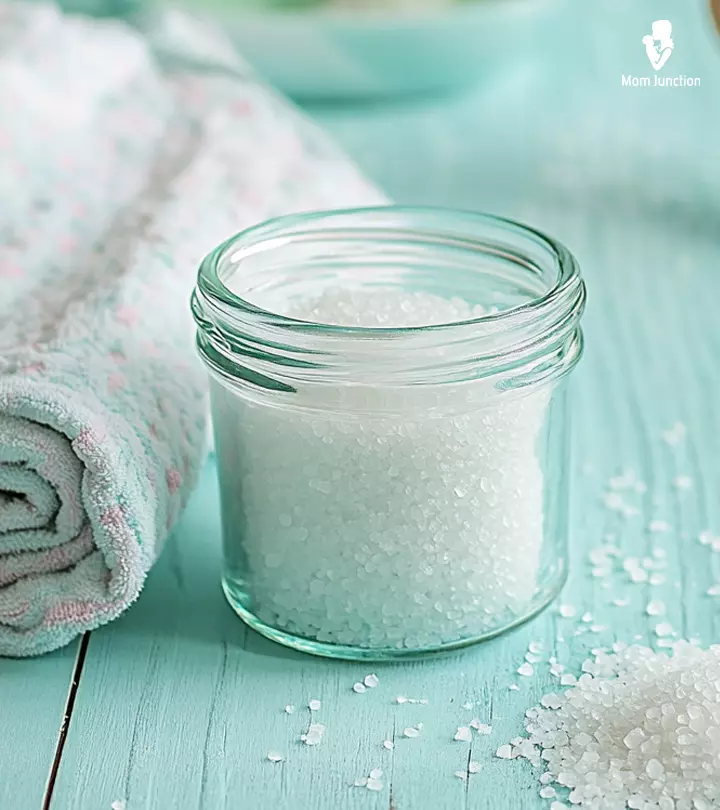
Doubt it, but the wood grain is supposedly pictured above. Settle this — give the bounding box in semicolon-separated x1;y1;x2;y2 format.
0;644;78;810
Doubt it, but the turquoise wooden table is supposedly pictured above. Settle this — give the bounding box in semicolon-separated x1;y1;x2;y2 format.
2;1;720;808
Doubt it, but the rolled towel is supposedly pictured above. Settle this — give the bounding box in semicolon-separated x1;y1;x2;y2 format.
0;3;383;656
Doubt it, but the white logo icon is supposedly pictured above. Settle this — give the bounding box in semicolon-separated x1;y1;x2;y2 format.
642;20;674;71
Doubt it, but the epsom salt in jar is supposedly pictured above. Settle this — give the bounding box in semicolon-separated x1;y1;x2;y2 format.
192;207;586;659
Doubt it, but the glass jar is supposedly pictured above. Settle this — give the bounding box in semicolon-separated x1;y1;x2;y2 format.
191;207;586;660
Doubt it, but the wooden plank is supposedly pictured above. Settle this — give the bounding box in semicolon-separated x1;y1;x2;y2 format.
0;643;78;810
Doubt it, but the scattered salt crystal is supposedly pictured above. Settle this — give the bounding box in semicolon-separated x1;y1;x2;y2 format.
267;752;284;763
395;696;407;703
649;573;666;586
559;673;577;686
366;778;383;792
353;778;368;787
648;519;670;533
525;652;541;664
363;674;379;688
462;701;473;710
353;682;366;694
382;740;394;750
369;768;383;779
613;598;629;607
502;642;720;807
509;684;520;691
707;585;720;596
630;568;648;583
308;699;321;711
471;721;492;734
646;600;665;616
468;761;482;773
517;663;534;677
300;722;325;746
284;704;295;714
549;662;565;677
657;638;674;648
528;641;544;654
454;726;472;742
558;604;576;618
654;622;673;637
699;530;714;546
540;786;557;799
454;770;467;781
111;802;126;810
589;624;607;633
581;612;593;623
403;727;420;738
662;421;686;444
673;475;692;490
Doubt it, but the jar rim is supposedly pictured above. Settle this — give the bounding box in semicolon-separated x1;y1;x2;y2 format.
195;205;582;335
192;206;586;388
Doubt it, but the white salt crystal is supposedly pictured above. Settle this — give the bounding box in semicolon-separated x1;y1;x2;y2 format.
502;642;720;808
369;768;383;779
111;802;126;810
462;701;473;710
352;682;366;694
454;726;472;742
308;699;321;711
454;770;467;781
267;752;284;763
363;674;379;688
646;600;665;616
613;598;629;607
284;704;295;714
550;803;569;810
662;421;686;445
649;574;666;586
495;744;513;759
353;778;368;787
559;604;576;618
581;612;593;623
529;641;544;654
699;530;714;546
654;622;673;637
707;585;720;596
559;673;577;686
540;786;557;798
508;684;520;691
403;727;420;738
220;288;550;650
468;761;482;773
648;519;670;533
589;624;607;633
382;740;394;750
301;722;325;746
517;662;534;677
673;475;692;490
366;778;383;791
395;696;407;703
630;568;648;583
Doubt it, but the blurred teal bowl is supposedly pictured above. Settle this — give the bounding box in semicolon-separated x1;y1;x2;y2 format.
182;0;557;99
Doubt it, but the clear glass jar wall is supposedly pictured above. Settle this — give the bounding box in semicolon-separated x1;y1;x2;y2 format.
192;207;586;660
